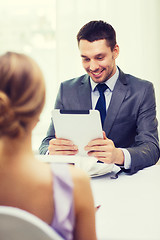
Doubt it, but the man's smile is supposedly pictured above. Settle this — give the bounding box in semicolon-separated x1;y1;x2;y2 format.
89;69;105;78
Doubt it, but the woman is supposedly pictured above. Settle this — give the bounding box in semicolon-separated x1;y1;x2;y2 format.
0;52;97;240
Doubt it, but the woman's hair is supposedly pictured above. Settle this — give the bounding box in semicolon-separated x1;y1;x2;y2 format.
0;52;45;138
77;20;117;51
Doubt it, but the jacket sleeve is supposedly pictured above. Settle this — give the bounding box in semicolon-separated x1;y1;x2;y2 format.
125;82;160;174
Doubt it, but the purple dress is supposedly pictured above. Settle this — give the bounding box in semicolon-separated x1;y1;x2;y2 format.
50;163;75;240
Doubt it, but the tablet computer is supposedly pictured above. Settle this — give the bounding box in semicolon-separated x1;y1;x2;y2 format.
51;109;103;156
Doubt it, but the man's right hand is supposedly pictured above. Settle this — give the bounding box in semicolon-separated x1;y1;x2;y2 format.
48;138;78;155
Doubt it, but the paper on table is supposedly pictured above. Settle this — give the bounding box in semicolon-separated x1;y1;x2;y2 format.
36;154;114;177
75;156;114;177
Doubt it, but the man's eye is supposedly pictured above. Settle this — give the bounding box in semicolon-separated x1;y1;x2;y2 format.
97;57;103;60
83;58;90;62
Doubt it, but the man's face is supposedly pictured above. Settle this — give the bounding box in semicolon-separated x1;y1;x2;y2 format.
79;39;119;83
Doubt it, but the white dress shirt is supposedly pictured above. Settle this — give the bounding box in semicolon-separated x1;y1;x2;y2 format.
90;67;131;169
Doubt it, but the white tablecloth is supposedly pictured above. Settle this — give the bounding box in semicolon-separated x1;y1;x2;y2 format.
91;165;160;240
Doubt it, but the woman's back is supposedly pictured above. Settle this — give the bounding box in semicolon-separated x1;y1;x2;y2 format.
0;154;97;240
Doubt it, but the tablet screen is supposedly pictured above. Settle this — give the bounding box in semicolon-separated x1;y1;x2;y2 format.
51;109;103;156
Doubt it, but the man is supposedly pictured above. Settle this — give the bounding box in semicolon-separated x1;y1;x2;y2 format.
39;20;160;174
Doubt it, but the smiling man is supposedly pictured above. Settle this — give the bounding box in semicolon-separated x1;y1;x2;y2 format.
39;20;160;174
79;39;119;83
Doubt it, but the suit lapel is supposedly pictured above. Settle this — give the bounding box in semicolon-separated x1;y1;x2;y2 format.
78;75;92;110
103;69;128;136
76;71;128;135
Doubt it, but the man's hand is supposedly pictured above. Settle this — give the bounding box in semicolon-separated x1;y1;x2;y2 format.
48;137;78;155
84;131;124;165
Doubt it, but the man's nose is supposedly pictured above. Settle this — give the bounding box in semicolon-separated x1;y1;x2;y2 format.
89;60;99;71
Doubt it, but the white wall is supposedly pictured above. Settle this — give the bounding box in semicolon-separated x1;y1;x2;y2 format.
33;0;160;152
55;0;160;126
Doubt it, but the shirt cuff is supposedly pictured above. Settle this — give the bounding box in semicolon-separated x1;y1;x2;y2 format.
46;150;49;155
119;148;131;169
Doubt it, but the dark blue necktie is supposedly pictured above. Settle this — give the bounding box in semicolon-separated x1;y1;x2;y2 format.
95;83;108;126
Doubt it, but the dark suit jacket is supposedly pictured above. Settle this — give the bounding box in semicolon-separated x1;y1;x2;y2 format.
39;68;160;174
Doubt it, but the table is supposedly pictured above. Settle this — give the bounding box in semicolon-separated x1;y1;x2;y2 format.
36;154;160;239
91;165;160;240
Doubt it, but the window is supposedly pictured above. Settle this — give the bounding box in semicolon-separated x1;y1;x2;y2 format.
0;0;57;152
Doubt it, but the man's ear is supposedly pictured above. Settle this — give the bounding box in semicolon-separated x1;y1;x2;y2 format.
113;44;119;59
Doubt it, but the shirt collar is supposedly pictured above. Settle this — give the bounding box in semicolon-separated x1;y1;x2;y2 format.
90;66;119;92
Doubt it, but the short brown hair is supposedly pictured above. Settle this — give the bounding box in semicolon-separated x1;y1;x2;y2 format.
77;20;117;50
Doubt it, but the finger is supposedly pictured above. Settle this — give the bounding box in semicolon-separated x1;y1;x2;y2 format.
85;144;109;152
88;150;110;158
87;152;112;164
86;139;107;148
87;149;112;159
102;131;107;139
49;138;74;146
87;137;113;148
51;145;78;151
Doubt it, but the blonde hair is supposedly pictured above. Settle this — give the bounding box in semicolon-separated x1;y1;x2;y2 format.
0;52;45;138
